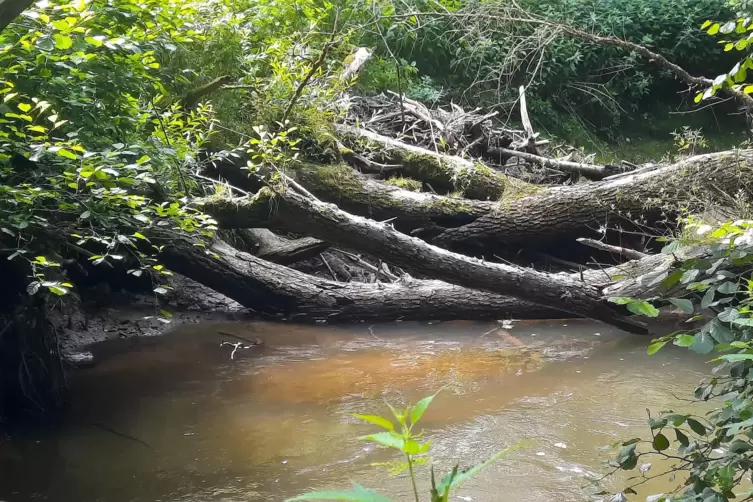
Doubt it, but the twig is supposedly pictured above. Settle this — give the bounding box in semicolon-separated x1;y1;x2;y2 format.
603;163;661;181
280;12;339;124
576;237;648;260
217;330;262;346
320;253;339;281
496;147;607;178
367;324;382;340
220;341;255;360
333;249;398;281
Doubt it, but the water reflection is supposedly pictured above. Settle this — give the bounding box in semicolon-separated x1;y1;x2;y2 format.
0;320;710;501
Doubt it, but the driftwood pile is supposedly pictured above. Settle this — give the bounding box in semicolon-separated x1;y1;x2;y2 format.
344;88;639;183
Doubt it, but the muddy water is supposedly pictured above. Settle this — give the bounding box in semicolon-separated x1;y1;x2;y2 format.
0;320;712;501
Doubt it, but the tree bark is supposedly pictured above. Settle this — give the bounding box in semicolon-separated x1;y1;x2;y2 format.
0;0;32;34
434;150;753;246
335;124;526;200
494;147;614;179
235;228;329;265
159;238;563;321
576;238;648;260
200;186;646;333
206;160;493;230
205;151;753;251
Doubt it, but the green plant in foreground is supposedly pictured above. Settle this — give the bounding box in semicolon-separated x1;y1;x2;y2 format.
286;390;527;502
608;217;753;501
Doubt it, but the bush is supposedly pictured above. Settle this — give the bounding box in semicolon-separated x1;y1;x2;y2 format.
363;0;737;138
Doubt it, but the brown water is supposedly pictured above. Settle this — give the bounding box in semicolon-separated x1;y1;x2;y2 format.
0;320;712;502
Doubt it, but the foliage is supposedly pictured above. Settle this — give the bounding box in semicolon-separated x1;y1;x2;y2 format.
364;0;736;138
0;0;225;305
287;390;527;502
0;0;357;306
610;217;753;501
694;11;753;105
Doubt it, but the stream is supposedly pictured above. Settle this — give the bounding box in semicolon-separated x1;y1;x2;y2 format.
0;319;712;501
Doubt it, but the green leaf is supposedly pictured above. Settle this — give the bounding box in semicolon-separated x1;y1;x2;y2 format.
717;281;738;294
669;298;694;314
48;285;68;295
53;33;73;50
608;296;632;305
51;19;70;31
403;439;430;455
718;308;740;323
729;439;753;453
690;332;715;354
687;418;706;436
707;23;720;35
410;389;442;424
674;334;695;347
652;433;669;451
681;269;699;284
359;432;404;451
85;36;103;47
647;340;668;355
718;353;753;362
56;148;77;160
627;300;659;318
436;440;528;494
286;483;392;502
353;414;394;431
675;428;689;447
701;287;716;309
17;103;31;113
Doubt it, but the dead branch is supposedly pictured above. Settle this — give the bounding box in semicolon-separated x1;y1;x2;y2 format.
576;238;648;260
494;147;610;179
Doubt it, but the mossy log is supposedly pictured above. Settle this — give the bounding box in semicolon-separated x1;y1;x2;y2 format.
434;150;753;247
206;150;753;248
335;124;525;200
205;160;493;231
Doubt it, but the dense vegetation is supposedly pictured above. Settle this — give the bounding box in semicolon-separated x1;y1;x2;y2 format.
2;0;753;500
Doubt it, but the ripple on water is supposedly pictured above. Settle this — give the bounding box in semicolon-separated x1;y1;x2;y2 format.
0;320;714;502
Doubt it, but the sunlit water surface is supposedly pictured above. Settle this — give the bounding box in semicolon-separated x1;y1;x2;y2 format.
0;320;714;501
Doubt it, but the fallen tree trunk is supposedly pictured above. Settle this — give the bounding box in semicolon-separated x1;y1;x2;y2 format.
433;150;753;246
335;124;522;200
159;238;563;321
205;151;753;250
199;186;646;333
207;160;493;230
